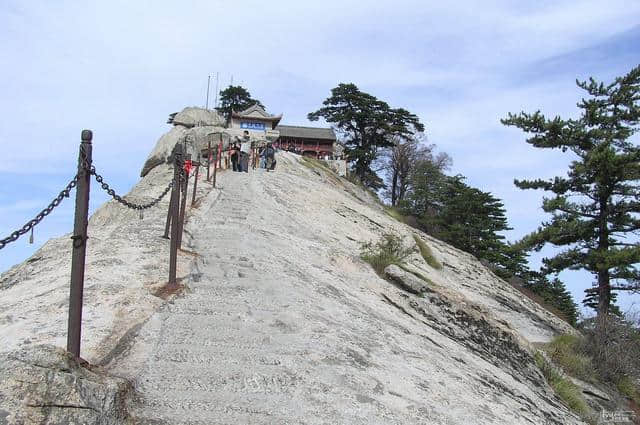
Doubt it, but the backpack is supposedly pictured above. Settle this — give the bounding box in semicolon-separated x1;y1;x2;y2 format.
265;146;275;159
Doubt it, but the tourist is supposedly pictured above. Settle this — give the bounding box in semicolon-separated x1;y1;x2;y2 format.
265;142;276;172
239;131;250;173
259;144;267;169
229;143;239;172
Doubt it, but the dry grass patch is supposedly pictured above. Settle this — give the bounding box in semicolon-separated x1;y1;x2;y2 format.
412;234;443;270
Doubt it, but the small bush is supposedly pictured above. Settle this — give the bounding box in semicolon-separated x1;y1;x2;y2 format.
617;375;640;405
384;207;406;223
360;233;413;275
546;334;597;383
412;234;443;270
580;315;640;384
535;352;593;421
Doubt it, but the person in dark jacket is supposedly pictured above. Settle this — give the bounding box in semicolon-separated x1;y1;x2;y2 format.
265;143;276;172
229;143;239;172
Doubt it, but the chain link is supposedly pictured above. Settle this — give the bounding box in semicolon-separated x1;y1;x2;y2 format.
91;165;174;210
1;148;180;251
0;175;78;250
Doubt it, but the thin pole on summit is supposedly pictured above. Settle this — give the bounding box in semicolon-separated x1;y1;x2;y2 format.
205;75;211;110
67;129;92;359
214;72;219;108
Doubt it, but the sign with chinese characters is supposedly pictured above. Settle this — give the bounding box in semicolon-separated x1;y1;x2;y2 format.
241;122;265;130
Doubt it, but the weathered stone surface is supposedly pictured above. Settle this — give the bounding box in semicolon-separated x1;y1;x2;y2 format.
2;148;592;424
140;125;188;176
0;345;130;424
384;264;429;294
172;106;225;128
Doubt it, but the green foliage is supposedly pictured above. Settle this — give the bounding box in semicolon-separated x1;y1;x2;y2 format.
525;276;579;326
579;315;640;384
400;155;580;325
616;375;640;405
384;206;406;223
534;352;594;421
545;334;596;382
216;85;264;120
502;65;640;318
308;83;424;188
406;174;512;271
360;233;413;275
412;234;442;270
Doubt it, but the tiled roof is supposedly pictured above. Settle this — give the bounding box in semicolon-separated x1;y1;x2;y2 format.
276;125;336;141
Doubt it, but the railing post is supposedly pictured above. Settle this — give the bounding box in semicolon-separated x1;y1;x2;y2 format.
168;144;183;285
212;147;218;188
206;140;211;182
177;154;190;249
67;129;92;359
191;161;199;206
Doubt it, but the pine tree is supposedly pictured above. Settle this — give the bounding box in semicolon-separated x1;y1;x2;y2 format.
308;83;424;188
502;65;640;319
216;85;264;120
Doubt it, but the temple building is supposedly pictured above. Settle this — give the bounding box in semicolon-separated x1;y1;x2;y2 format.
275;125;337;158
229;104;282;141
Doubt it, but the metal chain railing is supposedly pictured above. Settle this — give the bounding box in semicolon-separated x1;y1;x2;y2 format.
0;147;178;251
1;130;204;360
0;175;79;250
91;165;174;210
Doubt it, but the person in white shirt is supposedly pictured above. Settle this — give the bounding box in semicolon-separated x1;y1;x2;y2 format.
239;131;251;173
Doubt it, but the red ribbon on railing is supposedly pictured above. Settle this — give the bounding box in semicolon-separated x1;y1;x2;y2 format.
184;159;192;174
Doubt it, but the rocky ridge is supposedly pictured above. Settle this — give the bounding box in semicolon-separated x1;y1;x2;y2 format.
0;113;588;424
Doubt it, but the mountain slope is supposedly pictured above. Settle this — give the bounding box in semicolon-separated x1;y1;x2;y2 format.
0;144;582;424
108;152;581;424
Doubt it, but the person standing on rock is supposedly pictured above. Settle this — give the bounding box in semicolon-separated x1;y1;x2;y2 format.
239;130;250;173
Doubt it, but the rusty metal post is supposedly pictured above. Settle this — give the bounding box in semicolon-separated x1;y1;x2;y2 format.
177;154;190;249
67;129;93;359
191;162;200;206
212;146;219;188
206;140;211;182
163;187;175;239
168;144;183;285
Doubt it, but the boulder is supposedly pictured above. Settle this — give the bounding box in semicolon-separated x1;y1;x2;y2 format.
140;125;188;177
384;264;429;294
172;106;225;128
0;345;131;424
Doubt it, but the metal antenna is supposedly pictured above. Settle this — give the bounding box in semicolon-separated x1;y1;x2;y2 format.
205;75;211;110
214;72;219;108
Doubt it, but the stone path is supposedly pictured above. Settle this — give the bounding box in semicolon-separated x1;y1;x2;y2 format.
107;159;584;425
119;171;351;424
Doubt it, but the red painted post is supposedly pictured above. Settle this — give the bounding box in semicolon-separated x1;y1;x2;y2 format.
67;129;93;359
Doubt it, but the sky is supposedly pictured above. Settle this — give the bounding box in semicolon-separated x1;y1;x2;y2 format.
1;0;639;315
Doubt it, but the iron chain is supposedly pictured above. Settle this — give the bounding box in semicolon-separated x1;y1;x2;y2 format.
91;165;174;210
0;175;78;250
1;149;179;251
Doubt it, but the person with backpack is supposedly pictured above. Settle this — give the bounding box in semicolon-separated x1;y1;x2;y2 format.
265;143;276;172
229;143;239;172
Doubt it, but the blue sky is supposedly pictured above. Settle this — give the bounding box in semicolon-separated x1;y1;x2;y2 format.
1;0;639;314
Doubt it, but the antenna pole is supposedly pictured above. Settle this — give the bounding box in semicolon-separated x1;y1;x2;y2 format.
205;75;211;110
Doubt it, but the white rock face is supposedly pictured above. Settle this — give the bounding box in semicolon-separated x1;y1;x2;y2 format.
1;149;585;424
172;106;225;128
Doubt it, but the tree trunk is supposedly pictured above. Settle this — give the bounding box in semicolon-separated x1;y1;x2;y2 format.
391;171;398;206
597;198;611;319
